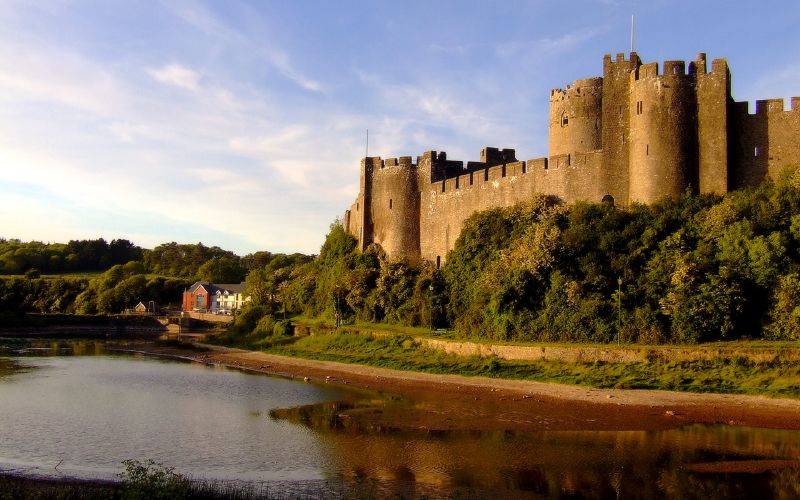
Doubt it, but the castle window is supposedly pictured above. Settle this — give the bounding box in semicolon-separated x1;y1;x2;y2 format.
356;202;359;211
646;144;649;155
436;256;441;269
561;112;569;127
621;134;625;144
754;147;760;157
389;198;393;209
470;172;474;185
636;101;643;115
484;169;489;182
502;165;507;177
441;181;446;193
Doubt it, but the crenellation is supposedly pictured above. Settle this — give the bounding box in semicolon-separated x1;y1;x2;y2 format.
756;99;785;114
663;60;686;76
346;50;800;263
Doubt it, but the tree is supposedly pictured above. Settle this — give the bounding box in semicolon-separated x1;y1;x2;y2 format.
198;256;246;283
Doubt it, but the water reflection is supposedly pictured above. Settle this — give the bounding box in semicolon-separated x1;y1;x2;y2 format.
1;338;799;498
272;398;800;498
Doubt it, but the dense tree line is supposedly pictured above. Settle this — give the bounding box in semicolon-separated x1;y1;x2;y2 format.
7;168;800;344
0;238;142;275
0;277;88;313
243;168;800;344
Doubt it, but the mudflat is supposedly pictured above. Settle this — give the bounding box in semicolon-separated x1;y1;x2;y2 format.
120;344;800;433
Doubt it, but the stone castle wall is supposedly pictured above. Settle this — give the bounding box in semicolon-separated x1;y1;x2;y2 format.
344;51;800;264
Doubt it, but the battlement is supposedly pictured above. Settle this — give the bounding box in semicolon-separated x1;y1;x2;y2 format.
383;156;415;167
752;98;800;115
348;49;800;264
550;77;603;100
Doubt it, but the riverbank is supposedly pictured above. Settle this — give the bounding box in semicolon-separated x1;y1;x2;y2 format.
115;342;800;433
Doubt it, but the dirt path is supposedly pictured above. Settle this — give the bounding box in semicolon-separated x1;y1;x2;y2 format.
119;344;800;433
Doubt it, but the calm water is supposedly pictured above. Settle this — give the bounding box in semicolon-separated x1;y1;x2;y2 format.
1;339;799;498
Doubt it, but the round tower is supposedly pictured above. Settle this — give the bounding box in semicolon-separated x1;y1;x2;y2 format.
548;77;603;157
628;61;695;203
370;156;420;261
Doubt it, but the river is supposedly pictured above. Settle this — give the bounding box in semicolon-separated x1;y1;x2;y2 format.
1;339;799;498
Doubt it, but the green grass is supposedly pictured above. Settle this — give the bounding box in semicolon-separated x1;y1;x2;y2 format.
251;332;800;398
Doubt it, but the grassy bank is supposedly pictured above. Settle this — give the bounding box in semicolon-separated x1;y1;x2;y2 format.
207;329;800;398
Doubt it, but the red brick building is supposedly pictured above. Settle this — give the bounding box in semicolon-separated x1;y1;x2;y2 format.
182;282;213;311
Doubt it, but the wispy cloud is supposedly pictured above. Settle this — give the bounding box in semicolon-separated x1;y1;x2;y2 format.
495;27;611;59
749;63;800;105
266;50;323;93
148;64;201;91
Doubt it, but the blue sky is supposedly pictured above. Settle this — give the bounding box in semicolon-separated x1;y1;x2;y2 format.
1;1;798;255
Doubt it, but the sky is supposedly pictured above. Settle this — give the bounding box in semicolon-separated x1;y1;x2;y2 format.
1;1;799;256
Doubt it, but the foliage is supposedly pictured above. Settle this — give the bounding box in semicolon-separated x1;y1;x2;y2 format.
142;242;238;279
119;459;190;500
0;238;142;275
198;256;246;283
72;264;191;314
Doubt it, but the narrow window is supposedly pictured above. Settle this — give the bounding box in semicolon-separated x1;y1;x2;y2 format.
561;112;569;127
389;198;393;209
441;181;446;193
646;144;649;155
484;169;489;182
356;202;359;211
455;176;460;189
754;146;759;157
436;256;441;269
470;172;474;185
502;165;507;177
621;134;625;145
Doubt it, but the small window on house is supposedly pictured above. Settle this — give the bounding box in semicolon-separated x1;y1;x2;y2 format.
389;198;393;209
754;146;759;157
436;256;441;269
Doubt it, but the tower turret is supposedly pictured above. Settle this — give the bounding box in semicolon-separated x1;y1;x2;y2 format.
628;60;697;203
549;77;603;157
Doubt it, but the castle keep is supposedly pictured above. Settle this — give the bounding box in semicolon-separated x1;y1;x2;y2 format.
344;52;800;265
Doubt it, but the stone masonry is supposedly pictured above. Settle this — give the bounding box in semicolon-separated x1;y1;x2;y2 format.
344;52;800;265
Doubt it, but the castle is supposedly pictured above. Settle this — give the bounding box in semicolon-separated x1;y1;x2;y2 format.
344;52;800;266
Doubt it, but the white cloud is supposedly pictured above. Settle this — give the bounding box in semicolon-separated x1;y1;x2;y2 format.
148;63;200;91
750;63;800;106
495;27;610;59
267;50;323;93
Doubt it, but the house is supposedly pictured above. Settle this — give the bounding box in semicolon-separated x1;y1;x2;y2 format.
132;300;160;314
181;281;250;314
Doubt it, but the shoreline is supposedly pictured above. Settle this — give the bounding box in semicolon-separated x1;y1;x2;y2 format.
113;343;800;433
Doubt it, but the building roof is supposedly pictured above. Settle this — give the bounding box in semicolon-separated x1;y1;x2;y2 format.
187;281;246;295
